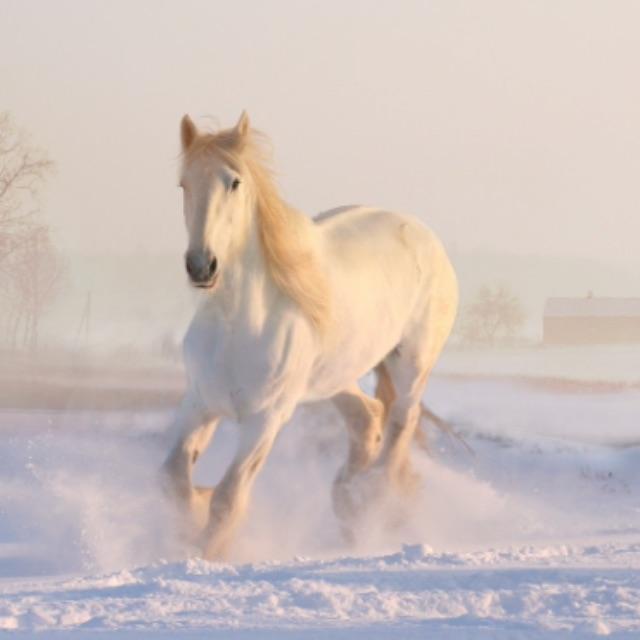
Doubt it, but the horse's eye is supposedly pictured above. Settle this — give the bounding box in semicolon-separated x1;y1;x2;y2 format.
230;178;241;192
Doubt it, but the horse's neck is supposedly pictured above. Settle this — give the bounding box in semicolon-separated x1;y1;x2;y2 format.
214;217;277;328
210;202;323;332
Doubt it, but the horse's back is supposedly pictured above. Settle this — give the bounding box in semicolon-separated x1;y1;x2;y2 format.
316;205;446;271
313;204;365;224
304;204;457;400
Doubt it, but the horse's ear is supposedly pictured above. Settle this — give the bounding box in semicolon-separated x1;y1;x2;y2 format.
234;111;250;140
181;114;198;151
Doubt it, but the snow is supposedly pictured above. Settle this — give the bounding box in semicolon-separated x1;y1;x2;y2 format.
2;544;640;637
435;344;640;386
1;355;639;638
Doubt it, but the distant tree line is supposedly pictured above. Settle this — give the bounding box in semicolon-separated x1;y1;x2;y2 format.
0;112;65;350
457;284;525;346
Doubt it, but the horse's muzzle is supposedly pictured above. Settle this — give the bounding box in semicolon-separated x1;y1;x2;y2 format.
185;251;218;288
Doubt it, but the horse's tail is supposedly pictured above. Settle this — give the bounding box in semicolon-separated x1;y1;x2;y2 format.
416;403;474;457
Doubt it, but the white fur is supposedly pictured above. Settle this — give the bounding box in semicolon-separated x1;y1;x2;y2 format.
163;114;458;559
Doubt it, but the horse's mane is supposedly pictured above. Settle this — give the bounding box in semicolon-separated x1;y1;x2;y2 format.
184;126;331;334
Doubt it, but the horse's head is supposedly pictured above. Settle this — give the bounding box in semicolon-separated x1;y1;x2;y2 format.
178;112;253;289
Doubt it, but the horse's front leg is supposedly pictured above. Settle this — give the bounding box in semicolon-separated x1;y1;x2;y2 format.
201;410;283;560
161;391;220;534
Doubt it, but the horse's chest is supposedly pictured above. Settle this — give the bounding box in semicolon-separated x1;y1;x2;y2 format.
183;312;309;419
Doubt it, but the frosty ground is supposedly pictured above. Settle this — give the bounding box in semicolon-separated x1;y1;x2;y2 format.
0;347;639;638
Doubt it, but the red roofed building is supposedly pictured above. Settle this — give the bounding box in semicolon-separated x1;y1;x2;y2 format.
543;296;640;344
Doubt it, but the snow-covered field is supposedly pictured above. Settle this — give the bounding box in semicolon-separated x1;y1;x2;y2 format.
1;356;639;638
436;344;640;386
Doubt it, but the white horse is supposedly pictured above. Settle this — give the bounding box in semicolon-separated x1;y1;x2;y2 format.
162;112;458;559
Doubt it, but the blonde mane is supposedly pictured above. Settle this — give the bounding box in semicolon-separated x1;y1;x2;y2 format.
184;126;331;333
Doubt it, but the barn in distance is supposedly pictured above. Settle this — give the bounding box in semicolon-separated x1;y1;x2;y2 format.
543;294;640;344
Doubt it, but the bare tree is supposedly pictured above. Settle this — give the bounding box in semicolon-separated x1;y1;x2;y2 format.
0;113;60;350
458;284;525;346
0;112;53;267
3;226;66;350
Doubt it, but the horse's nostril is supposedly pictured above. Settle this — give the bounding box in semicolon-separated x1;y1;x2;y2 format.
185;252;216;283
185;255;195;278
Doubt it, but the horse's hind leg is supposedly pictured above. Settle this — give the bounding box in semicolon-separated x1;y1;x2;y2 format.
379;279;457;492
162;392;220;533
374;362;396;421
331;385;385;542
377;336;443;495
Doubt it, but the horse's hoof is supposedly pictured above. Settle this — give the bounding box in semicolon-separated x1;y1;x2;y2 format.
394;464;422;498
200;530;232;562
332;466;388;542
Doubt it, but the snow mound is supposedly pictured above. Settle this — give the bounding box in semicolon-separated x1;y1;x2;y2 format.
1;542;640;637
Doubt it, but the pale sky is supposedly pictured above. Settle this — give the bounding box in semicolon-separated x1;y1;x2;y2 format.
2;0;639;271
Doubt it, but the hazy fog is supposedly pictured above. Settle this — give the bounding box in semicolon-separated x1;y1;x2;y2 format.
2;0;639;346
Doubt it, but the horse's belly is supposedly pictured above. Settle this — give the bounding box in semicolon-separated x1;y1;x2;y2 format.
304;313;404;401
303;249;422;400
